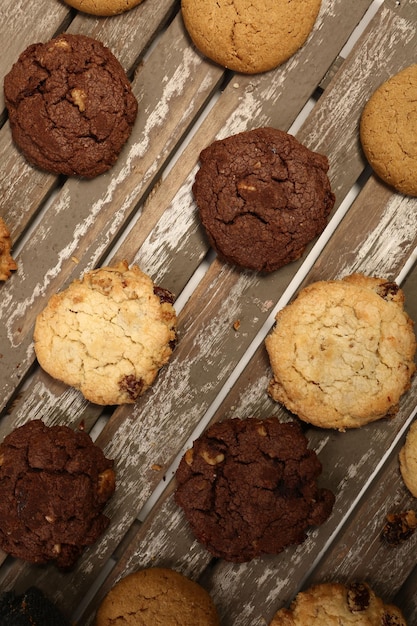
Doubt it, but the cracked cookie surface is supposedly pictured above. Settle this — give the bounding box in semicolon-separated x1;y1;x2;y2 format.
4;33;137;178
265;273;416;430
269;581;407;625
96;567;220;625
360;64;417;196
181;0;322;74
192;127;335;272
175;417;335;562
0;419;115;569
33;261;177;405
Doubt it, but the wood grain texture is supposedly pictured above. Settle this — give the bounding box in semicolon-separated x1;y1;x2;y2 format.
0;0;417;625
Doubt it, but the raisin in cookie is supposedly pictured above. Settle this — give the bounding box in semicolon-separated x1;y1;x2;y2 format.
0;419;115;569
175;417;334;562
0;217;17;281
270;581;407;625
4;33;137;178
360;64;417;196
181;0;322;74
399;421;417;497
192;127;335;272
63;0;144;16
34;261;177;405
96;568;220;626
265;274;416;430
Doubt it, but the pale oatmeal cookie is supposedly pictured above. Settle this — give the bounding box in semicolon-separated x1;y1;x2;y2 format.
0;217;17;281
33;261;177;405
269;581;407;625
265;274;416;430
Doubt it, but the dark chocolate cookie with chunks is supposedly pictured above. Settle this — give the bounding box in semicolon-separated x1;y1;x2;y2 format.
4;33;137;178
0;419;115;569
175;417;335;562
192;127;335;272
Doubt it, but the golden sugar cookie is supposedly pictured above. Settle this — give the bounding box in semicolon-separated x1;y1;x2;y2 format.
34;261;177;405
181;0;322;74
96;568;220;626
63;0;144;16
265;274;416;430
360;64;417;196
270;581;407;625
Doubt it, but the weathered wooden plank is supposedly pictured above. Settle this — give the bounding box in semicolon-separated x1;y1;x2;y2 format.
1;2;417;626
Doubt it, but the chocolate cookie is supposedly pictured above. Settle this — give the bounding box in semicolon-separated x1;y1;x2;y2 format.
269;581;407;625
192;127;335;272
0;587;70;626
0;419;115;569
181;0;322;74
96;568;220;626
33;261;177;406
266;274;416;430
4;33;137;178
360;64;417;196
175;417;335;562
63;0;144;16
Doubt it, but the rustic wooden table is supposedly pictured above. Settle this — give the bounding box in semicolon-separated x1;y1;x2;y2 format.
1;0;417;623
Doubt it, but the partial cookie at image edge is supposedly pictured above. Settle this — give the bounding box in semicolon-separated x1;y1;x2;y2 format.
360;63;417;196
63;0;144;16
95;567;220;626
269;581;408;625
181;0;323;74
